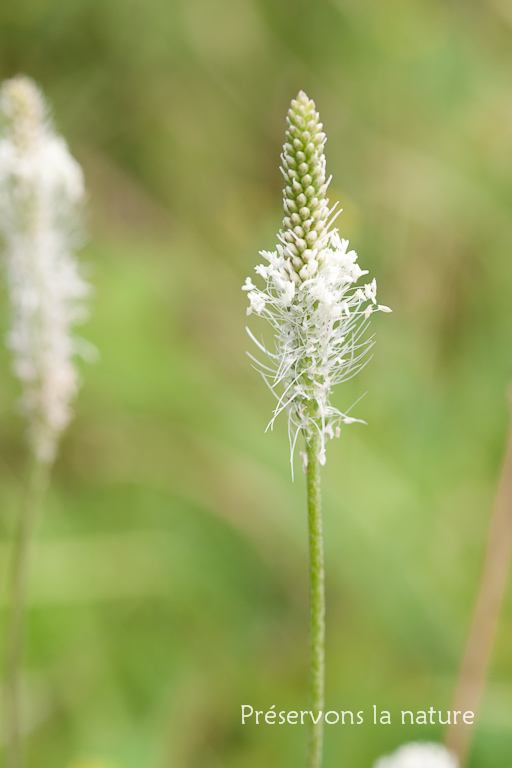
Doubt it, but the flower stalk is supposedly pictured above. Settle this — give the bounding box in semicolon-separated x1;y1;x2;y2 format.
244;91;389;767
306;427;325;768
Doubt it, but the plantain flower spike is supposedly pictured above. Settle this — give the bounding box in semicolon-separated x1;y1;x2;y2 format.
244;91;390;468
374;743;459;768
0;75;89;465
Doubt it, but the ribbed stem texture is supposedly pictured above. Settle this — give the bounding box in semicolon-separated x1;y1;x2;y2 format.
306;427;325;768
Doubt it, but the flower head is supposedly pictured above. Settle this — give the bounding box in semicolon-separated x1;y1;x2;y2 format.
374;743;459;768
244;91;390;467
0;75;89;464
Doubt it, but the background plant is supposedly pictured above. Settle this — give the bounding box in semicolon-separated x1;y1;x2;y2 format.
0;74;89;768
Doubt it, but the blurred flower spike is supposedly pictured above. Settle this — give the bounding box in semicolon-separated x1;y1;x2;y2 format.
243;91;390;468
374;742;459;768
0;74;90;465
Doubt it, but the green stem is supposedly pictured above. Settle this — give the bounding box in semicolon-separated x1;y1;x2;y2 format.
4;456;50;768
306;428;325;768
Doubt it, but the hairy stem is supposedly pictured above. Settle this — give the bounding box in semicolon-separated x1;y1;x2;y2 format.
445;399;512;765
4;456;50;768
306;428;325;768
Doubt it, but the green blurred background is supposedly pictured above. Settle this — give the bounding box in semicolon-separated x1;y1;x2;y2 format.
1;0;512;765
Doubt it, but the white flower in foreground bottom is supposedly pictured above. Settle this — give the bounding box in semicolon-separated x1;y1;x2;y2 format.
374;742;459;768
244;91;390;466
0;75;89;464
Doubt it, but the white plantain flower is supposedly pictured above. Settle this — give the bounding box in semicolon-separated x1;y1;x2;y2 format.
374;743;459;768
0;75;89;465
244;91;390;467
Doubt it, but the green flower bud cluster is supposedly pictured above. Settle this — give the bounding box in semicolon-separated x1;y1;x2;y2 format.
281;91;331;280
